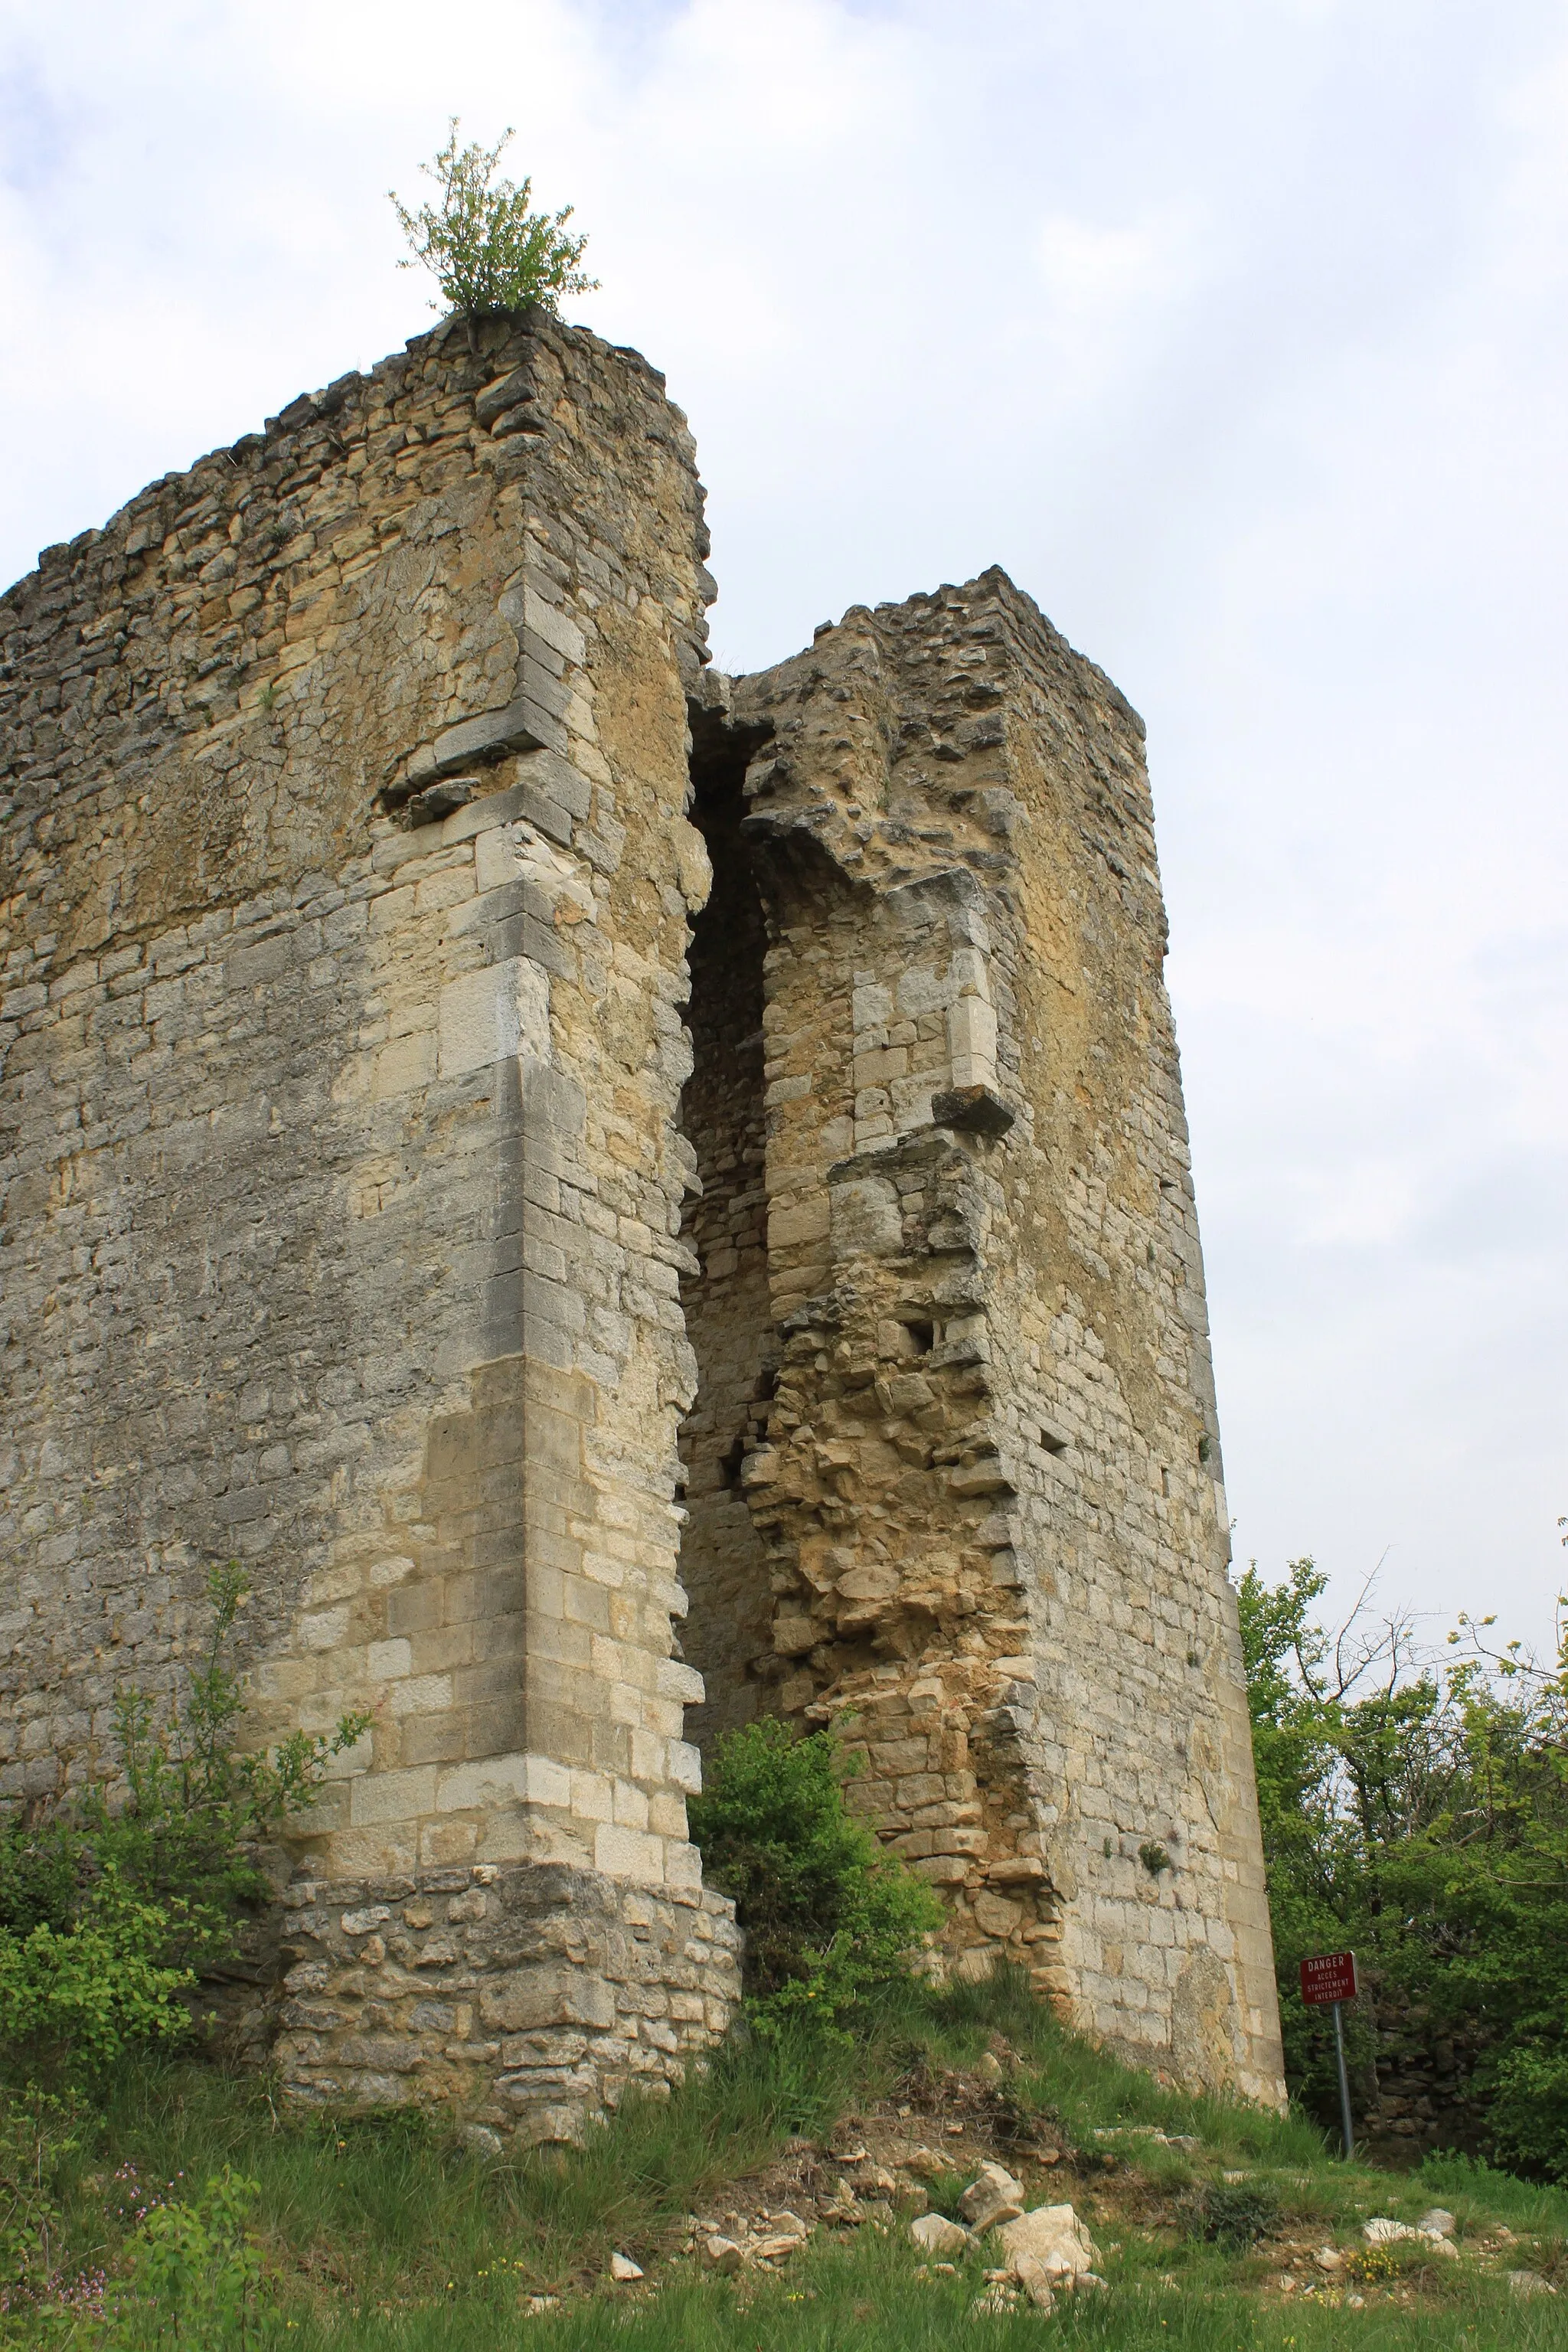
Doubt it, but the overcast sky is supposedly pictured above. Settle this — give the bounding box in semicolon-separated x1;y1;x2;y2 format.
3;0;1564;1656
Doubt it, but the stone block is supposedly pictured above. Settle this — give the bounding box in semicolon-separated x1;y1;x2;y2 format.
655;1658;704;1706
829;1174;903;1257
767;1194;829;1249
479;1968;616;2034
521;585;586;667
372;1031;436;1098
388;1674;455;1717
947;993;998;1087
437;957;549;1078
595;1824;665;1883
299;1607;351;1654
349;1769;437;1828
418;697;548;781
433;1754;534;1813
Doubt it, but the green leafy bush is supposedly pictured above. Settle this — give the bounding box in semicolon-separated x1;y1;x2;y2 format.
117;2166;264;2349
0;2086;82;2309
1191;2176;1281;2246
688;1717;940;2038
1486;2040;1568;2184
0;1878;194;2073
390;122;598;332
1241;1557;1568;2180
0;1564;366;2071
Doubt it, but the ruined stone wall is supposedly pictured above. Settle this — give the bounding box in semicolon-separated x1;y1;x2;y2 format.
2;317;1282;2125
0;312;738;2137
680;576;1285;2108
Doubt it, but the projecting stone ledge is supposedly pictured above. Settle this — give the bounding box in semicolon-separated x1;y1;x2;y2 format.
399;691;560;792
931;1083;1016;1136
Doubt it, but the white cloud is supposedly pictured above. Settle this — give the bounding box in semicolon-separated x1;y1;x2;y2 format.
2;0;1564;1650
1031;209;1207;400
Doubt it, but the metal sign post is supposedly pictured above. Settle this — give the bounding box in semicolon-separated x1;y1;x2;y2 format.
1300;1950;1360;2160
1329;1998;1354;2161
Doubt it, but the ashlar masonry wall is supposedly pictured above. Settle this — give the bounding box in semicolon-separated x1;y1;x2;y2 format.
0;312;737;2139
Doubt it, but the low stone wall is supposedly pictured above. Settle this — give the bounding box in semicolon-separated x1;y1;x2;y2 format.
271;1858;740;2141
1359;2007;1491;2163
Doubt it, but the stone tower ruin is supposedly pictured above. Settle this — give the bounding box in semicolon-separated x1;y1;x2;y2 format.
0;312;1285;2135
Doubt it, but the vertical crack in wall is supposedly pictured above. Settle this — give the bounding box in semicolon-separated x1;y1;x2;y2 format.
674;692;1063;1980
676;701;777;1748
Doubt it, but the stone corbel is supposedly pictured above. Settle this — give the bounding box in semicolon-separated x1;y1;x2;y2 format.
932;1083;1014;1136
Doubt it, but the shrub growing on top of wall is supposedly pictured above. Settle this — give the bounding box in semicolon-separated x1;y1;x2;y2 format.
688;1717;941;2038
0;1565;366;2072
390;121;599;335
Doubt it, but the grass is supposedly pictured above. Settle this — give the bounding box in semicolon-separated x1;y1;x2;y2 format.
272;2235;1568;2352
4;1971;1567;2347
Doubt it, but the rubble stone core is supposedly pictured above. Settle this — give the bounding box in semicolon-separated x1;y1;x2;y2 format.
0;311;1285;2129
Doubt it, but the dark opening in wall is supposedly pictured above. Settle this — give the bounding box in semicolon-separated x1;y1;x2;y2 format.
676;698;777;1753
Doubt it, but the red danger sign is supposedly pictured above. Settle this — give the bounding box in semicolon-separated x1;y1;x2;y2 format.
1300;1951;1359;2006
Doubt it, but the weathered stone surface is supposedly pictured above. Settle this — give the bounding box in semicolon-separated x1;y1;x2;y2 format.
676;578;1285;2105
998;2204;1100;2279
1506;2271;1557;2299
1012;2253;1057;2309
960;2161;1025;2231
910;2213;971;2256
0;310;732;2134
1;303;1283;2125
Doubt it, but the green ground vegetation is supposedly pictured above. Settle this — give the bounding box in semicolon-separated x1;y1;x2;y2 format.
2;1968;1566;2348
688;1715;942;2036
0;1566;364;2073
5;1590;1568;2343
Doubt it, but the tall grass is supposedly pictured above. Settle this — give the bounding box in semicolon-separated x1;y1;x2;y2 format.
1413;2152;1568;2240
918;1968;1330;2166
65;2017;867;2305
275;2226;1568;2352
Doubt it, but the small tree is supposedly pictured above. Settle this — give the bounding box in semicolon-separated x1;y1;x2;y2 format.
0;1563;368;2069
1240;1555;1568;2179
390;122;598;348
